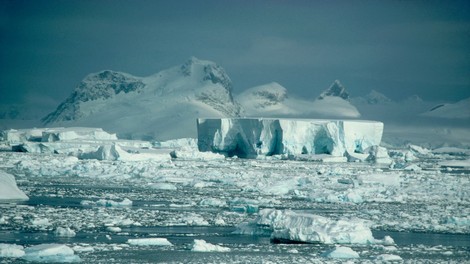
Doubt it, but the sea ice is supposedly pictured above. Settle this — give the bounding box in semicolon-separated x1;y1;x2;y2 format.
191;239;231;252
321;246;360;259
22;244;80;263
127;238;173;246
197;118;383;158
0;171;29;202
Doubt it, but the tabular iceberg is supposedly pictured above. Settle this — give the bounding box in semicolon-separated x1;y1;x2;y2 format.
197;118;383;158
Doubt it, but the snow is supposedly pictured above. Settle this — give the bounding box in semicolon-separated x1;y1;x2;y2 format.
0;170;29;202
321;246;360;259
127;238;173;246
237;209;379;244
197;118;383;158
0;243;25;258
191;239;231;252
22;244;80;263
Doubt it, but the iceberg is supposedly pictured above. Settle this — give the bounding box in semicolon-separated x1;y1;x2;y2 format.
197;118;383;158
235;209;377;244
321;246;360;259
127;238;173;246
0;171;29;202
0;243;25;258
191;239;231;252
22;244;80;263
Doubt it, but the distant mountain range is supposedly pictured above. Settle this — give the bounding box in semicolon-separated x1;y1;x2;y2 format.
1;57;468;141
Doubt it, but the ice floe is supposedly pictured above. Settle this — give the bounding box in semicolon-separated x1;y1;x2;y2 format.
127;238;173;246
321;246;360;259
191;239;231;252
22;244;80;263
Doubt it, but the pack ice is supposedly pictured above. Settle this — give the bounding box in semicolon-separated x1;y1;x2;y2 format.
197;118;383;158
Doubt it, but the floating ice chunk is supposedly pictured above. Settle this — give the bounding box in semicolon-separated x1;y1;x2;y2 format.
0;171;29;202
197;118;383;158
79;144;171;161
439;159;470;168
375;254;402;261
321;246;360;259
404;164;422;171
199;198;227;207
107;226;122;232
22;244;80;263
127;238;172;246
365;146;392;165
0;243;25;258
149;182;177;190
54;227;76;237
432;147;470;155
191;239;230;252
32;218;50;227
237;209;376;244
409;144;430;155
357;173;400;187
170;149;225;160
41;127;117;142
153;138;198;149
81;198;133;207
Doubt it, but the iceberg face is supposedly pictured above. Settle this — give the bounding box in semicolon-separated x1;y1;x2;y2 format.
197;118;383;158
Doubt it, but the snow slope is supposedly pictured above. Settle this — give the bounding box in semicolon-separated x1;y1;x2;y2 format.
422;97;470;119
237;81;360;118
42;57;242;140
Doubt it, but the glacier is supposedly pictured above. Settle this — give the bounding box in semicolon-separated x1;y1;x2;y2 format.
197;118;383;158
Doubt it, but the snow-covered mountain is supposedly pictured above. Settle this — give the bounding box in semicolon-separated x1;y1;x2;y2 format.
422;97;470;119
42;57;242;140
318;80;349;100
237;80;360;118
352;90;393;105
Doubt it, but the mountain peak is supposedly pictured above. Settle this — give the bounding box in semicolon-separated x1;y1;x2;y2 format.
365;89;392;104
180;57;233;92
318;80;349;100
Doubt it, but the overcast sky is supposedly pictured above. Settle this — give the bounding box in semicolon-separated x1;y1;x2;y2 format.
1;0;469;112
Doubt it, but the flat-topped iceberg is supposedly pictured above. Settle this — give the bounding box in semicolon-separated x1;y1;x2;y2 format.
197;118;383;158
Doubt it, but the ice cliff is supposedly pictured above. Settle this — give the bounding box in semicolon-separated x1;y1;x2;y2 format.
197;118;383;158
